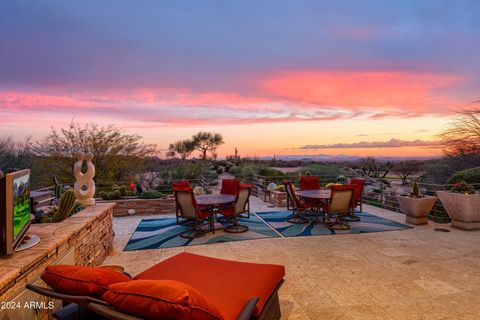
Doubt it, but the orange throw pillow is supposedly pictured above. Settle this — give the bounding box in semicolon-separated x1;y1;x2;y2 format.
41;265;131;298
103;279;222;320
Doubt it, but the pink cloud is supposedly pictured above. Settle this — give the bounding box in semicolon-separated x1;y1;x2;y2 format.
0;69;466;127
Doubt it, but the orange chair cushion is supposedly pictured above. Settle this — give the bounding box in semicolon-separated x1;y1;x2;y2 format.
220;179;240;196
41;265;131;298
300;176;320;190
135;252;285;320
172;180;191;190
103;280;222;320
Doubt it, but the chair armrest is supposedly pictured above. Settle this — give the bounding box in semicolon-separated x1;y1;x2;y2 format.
86;303;143;320
25;284;108;307
236;297;259;320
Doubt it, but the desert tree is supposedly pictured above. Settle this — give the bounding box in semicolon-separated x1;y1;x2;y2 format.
191;131;224;161
391;160;422;185
360;157;392;179
439;107;480;167
0;136;33;172
166;139;195;160
34;121;157;184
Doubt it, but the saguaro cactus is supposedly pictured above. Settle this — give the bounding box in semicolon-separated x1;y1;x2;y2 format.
411;180;420;198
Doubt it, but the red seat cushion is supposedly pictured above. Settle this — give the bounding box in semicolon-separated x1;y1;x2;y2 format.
172;180;191;190
300;176;320;190
217;207;233;218
220;179;240;196
134;253;285;320
41;265;132;298
103;280;222;320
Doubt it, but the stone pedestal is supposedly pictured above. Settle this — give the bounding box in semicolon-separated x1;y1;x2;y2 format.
437;191;480;230
396;195;437;225
270;191;287;207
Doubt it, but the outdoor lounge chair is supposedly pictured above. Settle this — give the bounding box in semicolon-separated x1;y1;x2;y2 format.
174;188;214;238
299;176;320;190
322;185;355;230
283;180;311;224
27;252;285;320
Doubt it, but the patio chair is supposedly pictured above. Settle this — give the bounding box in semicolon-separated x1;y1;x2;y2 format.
299;176;320;190
221;178;241;195
322;185;354;230
218;183;252;233
238;183;252;218
27;252;285;320
283;180;310;224
172;180;192;224
174;188;214;238
350;178;365;214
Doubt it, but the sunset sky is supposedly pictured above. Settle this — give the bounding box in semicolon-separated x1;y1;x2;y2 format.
1;1;479;158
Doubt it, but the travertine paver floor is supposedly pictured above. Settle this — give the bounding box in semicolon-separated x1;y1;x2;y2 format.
104;196;480;320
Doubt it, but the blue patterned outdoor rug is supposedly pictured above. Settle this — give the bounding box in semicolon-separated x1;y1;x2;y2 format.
124;215;280;250
255;211;412;237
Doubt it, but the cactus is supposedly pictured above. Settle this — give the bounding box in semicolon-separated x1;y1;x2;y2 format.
411;180;420;198
52;176;61;199
51;189;77;222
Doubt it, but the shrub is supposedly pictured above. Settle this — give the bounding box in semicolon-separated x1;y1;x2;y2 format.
112;189;122;199
119;185;127;196
451;181;475;194
139;190;165;199
447;167;480;185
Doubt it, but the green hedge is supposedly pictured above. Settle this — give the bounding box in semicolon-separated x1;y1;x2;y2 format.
447;167;480;185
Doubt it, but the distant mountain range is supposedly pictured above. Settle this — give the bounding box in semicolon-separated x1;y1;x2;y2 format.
248;154;441;162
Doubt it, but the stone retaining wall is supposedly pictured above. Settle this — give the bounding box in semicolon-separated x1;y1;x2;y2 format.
270;190;287;207
0;203;115;320
97;197;175;216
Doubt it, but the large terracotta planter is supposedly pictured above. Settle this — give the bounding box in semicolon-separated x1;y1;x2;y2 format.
437;191;480;230
396;195;437;225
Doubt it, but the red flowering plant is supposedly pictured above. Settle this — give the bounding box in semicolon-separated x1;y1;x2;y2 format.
451;181;475;194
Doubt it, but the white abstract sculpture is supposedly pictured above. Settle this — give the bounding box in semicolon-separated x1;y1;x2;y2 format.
74;152;96;206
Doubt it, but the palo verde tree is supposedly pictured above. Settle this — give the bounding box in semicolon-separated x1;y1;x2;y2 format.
34;121;157;184
191;131;224;161
166;139;195;160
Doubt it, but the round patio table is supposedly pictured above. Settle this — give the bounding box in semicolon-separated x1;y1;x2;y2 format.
297;189;331;200
297;189;331;223
195;194;236;206
195;194;249;233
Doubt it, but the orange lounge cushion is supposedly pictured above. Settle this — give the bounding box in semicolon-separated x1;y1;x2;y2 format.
103;280;222;320
41;265;132;298
135;252;285;320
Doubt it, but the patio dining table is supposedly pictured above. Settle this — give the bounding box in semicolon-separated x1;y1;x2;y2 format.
297;188;332;222
194;194;249;233
297;188;331;200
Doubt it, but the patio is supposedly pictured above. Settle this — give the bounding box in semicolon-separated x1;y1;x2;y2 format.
103;195;480;320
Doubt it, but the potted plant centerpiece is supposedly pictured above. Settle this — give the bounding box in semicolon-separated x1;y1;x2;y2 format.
437;181;480;230
396;180;437;225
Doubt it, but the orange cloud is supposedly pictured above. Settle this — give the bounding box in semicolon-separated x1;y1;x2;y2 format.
262;70;460;114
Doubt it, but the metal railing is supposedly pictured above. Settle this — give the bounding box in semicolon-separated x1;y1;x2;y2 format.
240;174;480;224
31;173;479;224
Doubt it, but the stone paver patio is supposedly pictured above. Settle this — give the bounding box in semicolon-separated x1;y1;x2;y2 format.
104;196;480;320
